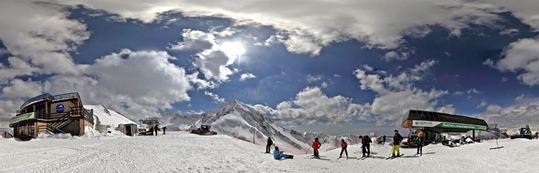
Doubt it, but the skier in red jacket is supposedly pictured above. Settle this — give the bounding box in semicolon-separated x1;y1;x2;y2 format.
312;137;321;158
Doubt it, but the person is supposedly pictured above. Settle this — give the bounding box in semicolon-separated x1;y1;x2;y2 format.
312;137;321;158
163;126;167;135
416;130;424;156
339;139;348;159
382;135;386;145
361;135;372;157
149;126;154;136
273;146;293;160
154;125;159;136
266;137;274;153
392;130;403;157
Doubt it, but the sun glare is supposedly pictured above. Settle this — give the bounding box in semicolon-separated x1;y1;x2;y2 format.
220;41;246;59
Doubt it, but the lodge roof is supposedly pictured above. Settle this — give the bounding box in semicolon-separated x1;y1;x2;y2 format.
405;110;488;126
20;92;81;110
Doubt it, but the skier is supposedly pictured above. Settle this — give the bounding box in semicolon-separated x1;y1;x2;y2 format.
163;126;167;135
154;125;159;136
382;135;386;144
361;135;372;157
339;139;348;159
392;130;403;157
273;146;293;160
416;130;424;156
312;137;321;159
266;137;274;153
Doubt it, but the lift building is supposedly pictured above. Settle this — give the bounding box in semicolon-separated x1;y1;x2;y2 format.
9;93;94;140
402;110;488;142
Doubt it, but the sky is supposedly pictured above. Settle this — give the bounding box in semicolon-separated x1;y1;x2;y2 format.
1;0;539;134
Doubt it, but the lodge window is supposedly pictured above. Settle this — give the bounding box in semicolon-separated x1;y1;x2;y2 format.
29;124;35;137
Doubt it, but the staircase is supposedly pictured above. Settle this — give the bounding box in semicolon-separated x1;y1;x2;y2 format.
46;113;74;134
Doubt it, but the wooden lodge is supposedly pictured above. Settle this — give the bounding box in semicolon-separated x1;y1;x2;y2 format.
9;92;94;140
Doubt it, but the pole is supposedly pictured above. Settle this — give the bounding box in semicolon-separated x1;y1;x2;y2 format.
252;127;255;144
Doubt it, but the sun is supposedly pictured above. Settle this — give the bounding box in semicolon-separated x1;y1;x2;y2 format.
220;41;246;60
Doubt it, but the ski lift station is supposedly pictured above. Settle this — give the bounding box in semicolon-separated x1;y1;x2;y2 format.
9;92;95;140
402;110;488;143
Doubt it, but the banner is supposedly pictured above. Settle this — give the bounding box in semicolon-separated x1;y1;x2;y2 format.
9;112;35;124
412;120;487;130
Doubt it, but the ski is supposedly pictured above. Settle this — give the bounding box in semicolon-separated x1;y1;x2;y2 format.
386;154;403;160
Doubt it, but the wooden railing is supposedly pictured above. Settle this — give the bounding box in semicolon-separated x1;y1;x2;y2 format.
33;106;92;119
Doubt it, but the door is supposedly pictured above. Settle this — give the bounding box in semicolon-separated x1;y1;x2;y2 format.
126;125;132;136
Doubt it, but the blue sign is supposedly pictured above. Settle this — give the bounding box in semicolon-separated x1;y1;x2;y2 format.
56;104;65;113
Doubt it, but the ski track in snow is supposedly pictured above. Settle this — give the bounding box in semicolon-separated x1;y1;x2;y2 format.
1;132;539;173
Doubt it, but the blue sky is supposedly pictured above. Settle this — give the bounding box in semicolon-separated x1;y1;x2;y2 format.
1;1;539;134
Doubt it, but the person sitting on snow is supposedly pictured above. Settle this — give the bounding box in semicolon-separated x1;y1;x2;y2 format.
273;146;293;160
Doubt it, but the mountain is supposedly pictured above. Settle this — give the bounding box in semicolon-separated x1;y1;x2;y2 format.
84;105;137;133
162;112;215;131
165;100;350;154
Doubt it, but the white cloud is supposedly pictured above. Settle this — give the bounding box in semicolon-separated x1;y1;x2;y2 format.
486;0;539;30
410;59;437;74
306;74;323;83
437;104;456;114
483;1;539;86
0;57;37;82
239;73;256;81
273;87;371;125
186;72;217;90
46;49;192;119
170;29;238;82
383;51;411;61
1;79;43;99
0;99;23;124
56;0;501;55
499;28;519;36
454;88;481;96
370;89;446;125
0;1;89;76
477;101;488;108
169;29;215;51
354;60;448;125
204;91;225;103
320;82;328;88
516;94;526;102
478;99;539;130
495;38;539;86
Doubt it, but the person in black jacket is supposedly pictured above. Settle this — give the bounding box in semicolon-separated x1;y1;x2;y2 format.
266;137;273;153
416;130;424;156
392;130;403;157
163;126;167;135
361;135;372;157
154;125;159;136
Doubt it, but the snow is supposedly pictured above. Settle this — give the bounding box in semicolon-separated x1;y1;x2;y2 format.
1;131;538;172
84;105;136;133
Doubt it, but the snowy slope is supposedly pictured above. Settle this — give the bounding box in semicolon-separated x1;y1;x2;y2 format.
164;100;352;154
202;100;310;154
1;132;539;172
84;105;136;132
